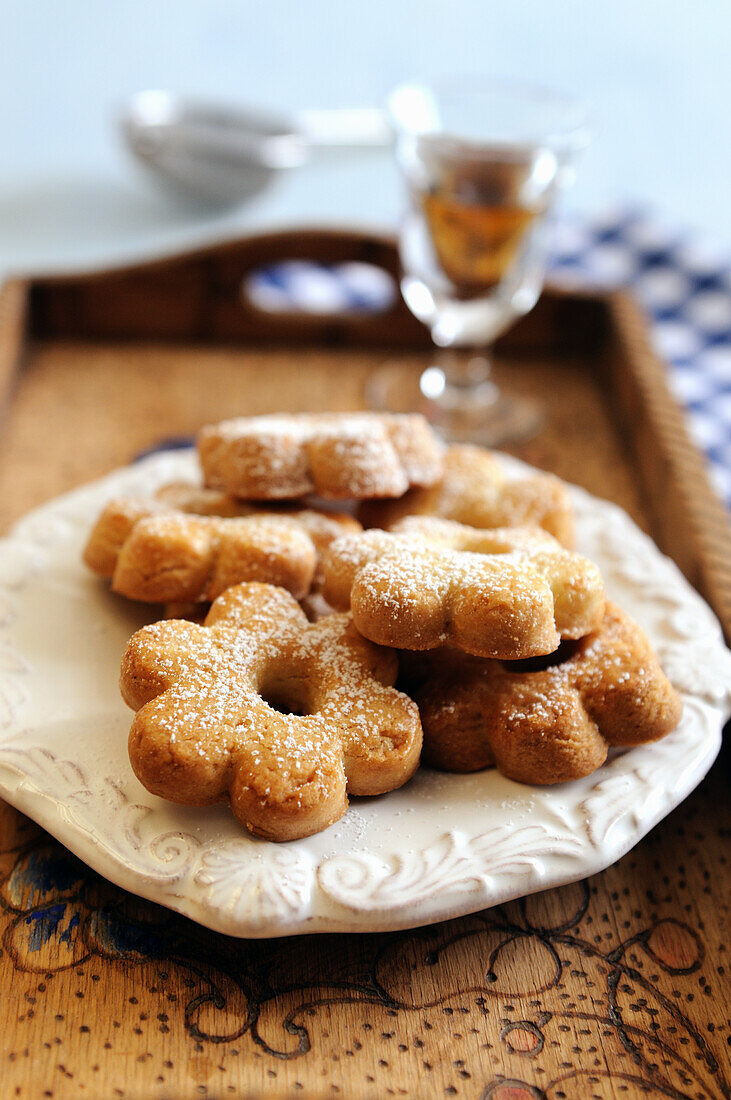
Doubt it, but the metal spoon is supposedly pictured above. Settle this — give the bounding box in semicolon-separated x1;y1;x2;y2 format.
121;90;391;207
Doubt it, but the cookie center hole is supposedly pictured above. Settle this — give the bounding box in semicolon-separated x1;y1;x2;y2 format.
504;638;581;673
259;675;312;717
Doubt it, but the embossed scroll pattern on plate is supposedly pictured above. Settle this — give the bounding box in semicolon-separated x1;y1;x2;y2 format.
0;450;727;938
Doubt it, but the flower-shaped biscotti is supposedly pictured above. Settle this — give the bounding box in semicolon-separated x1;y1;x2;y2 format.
121;582;422;840
197;412;444;500
359;444;574;546
406;603;682;784
321;517;605;659
84;487;360;604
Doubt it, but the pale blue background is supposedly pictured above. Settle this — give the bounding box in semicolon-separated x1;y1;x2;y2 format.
2;0;730;272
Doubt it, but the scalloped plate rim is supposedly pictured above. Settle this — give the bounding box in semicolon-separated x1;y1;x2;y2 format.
0;448;727;938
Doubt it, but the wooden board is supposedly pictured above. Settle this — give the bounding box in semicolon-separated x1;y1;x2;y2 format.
0;230;729;1100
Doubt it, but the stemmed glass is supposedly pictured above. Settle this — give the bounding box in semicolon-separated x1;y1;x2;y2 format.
367;78;590;444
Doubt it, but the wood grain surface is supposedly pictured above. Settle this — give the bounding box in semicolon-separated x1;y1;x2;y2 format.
0;232;729;1099
1;758;727;1100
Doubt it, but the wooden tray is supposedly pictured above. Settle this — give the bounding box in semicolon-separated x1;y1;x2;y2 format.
0;230;728;1099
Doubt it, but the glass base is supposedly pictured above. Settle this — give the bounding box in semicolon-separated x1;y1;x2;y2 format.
365;360;543;446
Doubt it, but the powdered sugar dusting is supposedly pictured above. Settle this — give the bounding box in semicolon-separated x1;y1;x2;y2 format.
123;583;421;840
86;489;361;602
322;520;605;657
197;413;444;501
360;443;574;545
411;602;683;784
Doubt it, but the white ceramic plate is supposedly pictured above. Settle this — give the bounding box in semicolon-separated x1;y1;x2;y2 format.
0;450;728;938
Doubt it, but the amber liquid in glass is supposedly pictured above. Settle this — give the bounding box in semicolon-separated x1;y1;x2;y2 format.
416;157;542;298
421;192;536;294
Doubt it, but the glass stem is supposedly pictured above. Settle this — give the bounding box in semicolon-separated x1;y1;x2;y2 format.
419;348;499;411
440;349;493;389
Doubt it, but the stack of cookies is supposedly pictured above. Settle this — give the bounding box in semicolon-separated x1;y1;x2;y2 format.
84;413;682;842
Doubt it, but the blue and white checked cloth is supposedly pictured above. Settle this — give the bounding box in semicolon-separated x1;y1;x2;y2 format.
551;208;731;508
248;208;731;509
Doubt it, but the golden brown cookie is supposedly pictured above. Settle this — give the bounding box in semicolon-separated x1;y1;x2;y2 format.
299;591;337;622
197;412;444;500
83;495;158;579
359;444;574;546
406;603;682;784
83;487;360;603
321;517;605;659
121;582;423;840
162;601;207;622
155;481;362;558
154;482;262;517
96;511;317;604
163;589;337;626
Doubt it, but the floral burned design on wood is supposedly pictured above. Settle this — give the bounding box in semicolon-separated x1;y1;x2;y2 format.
0;453;728;1095
0;757;728;1100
